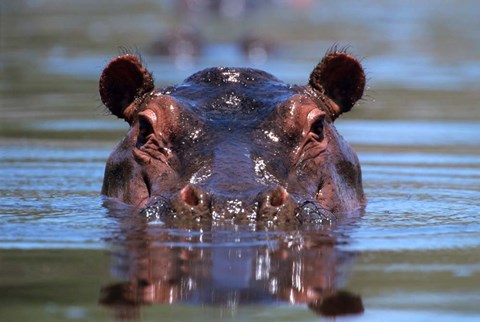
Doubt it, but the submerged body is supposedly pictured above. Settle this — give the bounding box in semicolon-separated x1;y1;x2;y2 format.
100;50;366;225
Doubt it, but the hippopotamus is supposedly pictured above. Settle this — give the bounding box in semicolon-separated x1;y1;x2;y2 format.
99;49;366;225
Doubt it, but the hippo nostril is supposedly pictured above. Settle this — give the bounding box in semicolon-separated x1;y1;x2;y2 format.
170;184;211;221
256;186;298;224
269;186;288;207
258;186;289;209
180;184;202;207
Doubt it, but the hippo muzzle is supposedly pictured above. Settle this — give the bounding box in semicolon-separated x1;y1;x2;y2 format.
141;183;335;226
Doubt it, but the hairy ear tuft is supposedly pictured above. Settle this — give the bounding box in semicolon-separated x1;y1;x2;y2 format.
309;50;365;117
99;54;154;122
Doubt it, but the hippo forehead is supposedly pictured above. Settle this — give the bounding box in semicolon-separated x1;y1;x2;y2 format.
159;67;299;125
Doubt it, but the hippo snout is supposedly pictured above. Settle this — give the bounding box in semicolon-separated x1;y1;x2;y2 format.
141;184;333;226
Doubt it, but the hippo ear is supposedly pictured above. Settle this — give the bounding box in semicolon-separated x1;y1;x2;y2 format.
309;51;365;119
99;54;154;122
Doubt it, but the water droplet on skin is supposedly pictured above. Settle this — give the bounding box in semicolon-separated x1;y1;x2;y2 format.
189;129;202;140
263;130;279;142
221;70;241;83
189;167;212;184
253;157;279;185
226;199;245;215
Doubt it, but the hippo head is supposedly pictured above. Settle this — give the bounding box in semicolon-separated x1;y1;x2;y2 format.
99;50;366;225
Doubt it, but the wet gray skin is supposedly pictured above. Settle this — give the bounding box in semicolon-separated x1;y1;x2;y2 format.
99;50;366;226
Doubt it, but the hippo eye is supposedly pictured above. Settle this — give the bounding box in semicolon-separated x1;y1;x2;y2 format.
310;118;324;141
137;115;154;145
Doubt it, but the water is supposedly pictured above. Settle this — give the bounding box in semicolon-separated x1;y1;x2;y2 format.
1;1;480;321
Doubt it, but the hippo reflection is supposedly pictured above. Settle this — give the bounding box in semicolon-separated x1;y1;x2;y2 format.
99;215;363;319
100;49;366;225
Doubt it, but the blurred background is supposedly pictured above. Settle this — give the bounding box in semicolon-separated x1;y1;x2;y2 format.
1;0;479;142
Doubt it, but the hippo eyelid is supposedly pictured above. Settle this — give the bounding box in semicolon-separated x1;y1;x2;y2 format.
138;115;154;139
308;113;326;140
310;118;324;138
138;109;159;135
